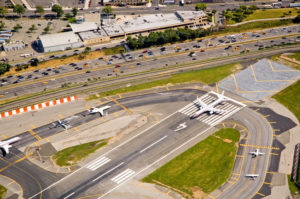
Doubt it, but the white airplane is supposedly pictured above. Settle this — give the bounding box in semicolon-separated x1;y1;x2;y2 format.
57;120;69;129
20;54;30;57
245;174;259;180
0;137;21;156
192;91;227;118
249;149;265;158
88;105;110;116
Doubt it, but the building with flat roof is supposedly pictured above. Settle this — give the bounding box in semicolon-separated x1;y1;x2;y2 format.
70;22;98;33
176;10;207;25
39;32;83;52
84;13;101;26
78;29;110;46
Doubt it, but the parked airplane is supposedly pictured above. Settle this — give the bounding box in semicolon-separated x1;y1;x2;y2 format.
249;149;265;158
245;174;259;180
88;105;110;116
192;91;227;118
0;137;21;156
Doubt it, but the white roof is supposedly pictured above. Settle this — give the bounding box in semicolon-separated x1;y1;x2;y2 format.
39;32;81;48
70;22;98;33
176;11;206;20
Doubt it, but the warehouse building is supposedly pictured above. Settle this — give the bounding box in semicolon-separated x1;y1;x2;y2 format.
38;32;83;53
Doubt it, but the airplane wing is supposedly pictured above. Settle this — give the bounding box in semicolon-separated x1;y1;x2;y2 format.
210;107;228;113
0;144;10;156
197;97;208;108
99;109;104;116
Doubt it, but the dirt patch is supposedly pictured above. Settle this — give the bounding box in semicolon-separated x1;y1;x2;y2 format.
191;187;207;199
223;138;232;143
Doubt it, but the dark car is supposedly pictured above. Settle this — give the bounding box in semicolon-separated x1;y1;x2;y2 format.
161;47;166;51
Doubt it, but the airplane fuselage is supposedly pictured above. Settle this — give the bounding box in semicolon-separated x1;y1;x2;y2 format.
193;98;223;118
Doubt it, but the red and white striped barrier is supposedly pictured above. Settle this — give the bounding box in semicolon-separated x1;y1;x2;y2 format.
0;96;77;119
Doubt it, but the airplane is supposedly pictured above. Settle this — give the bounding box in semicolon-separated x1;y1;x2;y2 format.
88;105;110;116
192;91;227;118
245;174;259;180
0;137;21;156
20;54;30;57
249;149;265;158
51;120;69;130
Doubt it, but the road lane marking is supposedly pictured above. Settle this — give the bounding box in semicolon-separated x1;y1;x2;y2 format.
239;144;279;150
92;162;124;182
111;169;135;184
28;129;42;141
86;157;111;171
64;192;75;199
140;136;168;153
256;192;265;196
109;97;132;115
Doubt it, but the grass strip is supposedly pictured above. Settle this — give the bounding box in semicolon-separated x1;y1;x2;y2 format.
0;185;6;199
273;80;300;123
244;8;298;21
89;63;240;99
142;128;240;196
53;139;108;166
288;175;300;196
288;52;300;61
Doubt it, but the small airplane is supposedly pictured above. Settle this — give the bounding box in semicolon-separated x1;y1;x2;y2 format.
192;91;227;118
88;105;110;116
245;174;259;180
52;120;69;130
0;137;21;156
249;149;265;158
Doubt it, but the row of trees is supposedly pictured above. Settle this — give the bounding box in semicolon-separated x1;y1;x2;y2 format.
126;27;212;50
223;5;258;23
0;63;11;76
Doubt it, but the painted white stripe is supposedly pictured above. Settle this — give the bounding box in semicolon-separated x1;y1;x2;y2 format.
140;135;168;153
12;110;16;115
201;104;235;123
63;98;68;103
86;157;111;171
210;107;243;127
20;108;24;113
64;192;75;199
71;96;76;101
111;169;135;184
56;100;61;104
27;106;32;111
4;112;9;117
42;102;46;108
34;104;39;109
92;162;124;182
49;101;54;106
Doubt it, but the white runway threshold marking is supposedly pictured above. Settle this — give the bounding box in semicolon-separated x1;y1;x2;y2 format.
92;162;124;182
86;156;111;171
111;169;136;184
140;135;168;153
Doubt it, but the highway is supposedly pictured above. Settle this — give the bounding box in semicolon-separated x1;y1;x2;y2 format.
0;88;275;199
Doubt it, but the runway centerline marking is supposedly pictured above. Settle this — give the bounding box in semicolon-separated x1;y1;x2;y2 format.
140;136;168;153
28;129;42;141
109;97;132;115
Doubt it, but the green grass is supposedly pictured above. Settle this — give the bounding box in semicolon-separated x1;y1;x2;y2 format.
245;8;298;21
142;128;240;196
89;63;239;99
288;52;300;61
273;80;300;123
102;46;124;55
218;19;293;34
53;139;108;166
288;175;300;196
0;185;6;199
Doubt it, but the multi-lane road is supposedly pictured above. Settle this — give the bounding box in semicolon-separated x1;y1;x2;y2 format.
0;89;277;199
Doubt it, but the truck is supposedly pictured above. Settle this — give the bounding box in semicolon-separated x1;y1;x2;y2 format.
180;0;184;6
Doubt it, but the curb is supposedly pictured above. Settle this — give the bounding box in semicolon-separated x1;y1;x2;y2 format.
0;96;77;119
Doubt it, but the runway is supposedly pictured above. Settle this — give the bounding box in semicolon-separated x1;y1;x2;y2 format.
0;89;285;199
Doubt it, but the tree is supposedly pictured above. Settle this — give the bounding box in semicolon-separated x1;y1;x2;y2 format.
0;6;8;17
52;4;64;18
0;21;5;31
13;23;22;32
0;63;11;75
30;58;39;66
195;3;206;11
293;14;300;23
102;6;113;14
35;6;44;16
72;7;78;17
29;24;37;33
65;13;72;19
13;4;25;17
44;25;50;33
212;9;217;14
83;47;91;54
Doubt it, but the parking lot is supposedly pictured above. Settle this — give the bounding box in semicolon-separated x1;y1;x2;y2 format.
218;59;300;101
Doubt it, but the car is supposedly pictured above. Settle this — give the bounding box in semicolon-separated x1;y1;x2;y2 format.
136;62;141;65
98;57;103;60
34;70;39;73
282;36;286;39
192;58;196;60
126;54;130;56
54;70;60;74
161;47;166;51
13;80;19;84
115;65;121;68
74;49;79;52
142;50;148;53
107;73;112;76
148;51;153;55
34;77;39;79
86;70;91;73
17;75;24;79
47;68;52;71
208;44;213;46
27;74;32;79
107;61;112;65
128;56;133;59
185;48;190;51
77;68;82;70
49;55;55;58
1;79;7;82
200;49;205;52
197;39;202;43
42;72;49;76
7;75;13;78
